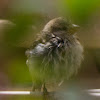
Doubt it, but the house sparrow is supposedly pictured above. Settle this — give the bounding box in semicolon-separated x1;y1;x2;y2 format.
25;17;83;93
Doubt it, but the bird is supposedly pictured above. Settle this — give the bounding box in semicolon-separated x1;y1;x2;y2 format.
25;17;83;94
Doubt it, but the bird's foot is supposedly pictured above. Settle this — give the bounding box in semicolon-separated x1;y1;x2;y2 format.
42;83;51;100
41;83;48;94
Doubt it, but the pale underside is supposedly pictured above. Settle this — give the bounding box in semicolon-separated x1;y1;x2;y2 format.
26;35;83;86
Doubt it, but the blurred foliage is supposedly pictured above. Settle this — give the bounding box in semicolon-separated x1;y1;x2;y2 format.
58;0;100;25
4;13;47;46
6;57;31;84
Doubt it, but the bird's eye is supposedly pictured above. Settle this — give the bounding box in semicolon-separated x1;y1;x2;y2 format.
52;26;67;32
52;27;59;32
62;26;67;30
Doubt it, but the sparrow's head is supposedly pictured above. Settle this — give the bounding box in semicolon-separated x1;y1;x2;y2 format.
42;17;79;39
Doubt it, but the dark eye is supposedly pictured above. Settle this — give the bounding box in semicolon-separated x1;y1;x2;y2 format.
62;26;67;30
52;26;67;32
52;27;60;32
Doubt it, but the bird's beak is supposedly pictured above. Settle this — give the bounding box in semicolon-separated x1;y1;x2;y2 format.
72;24;80;32
69;24;80;34
72;24;80;29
